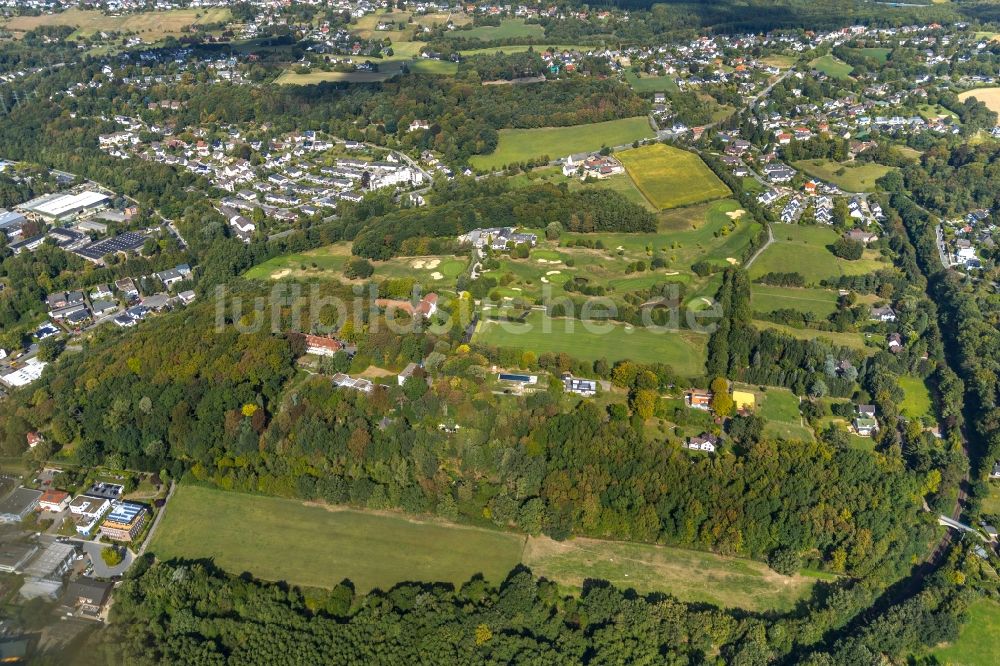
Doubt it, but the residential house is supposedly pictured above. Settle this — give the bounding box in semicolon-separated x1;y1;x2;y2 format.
38;489;70;512
63;577;113;618
685;433;719;452
686;389;713;410
562;373;597;396
68;495;110;536
304;334;343;357
374;293;438;318
870;305;897;322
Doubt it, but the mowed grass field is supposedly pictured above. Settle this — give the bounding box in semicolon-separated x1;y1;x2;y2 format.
959;87;1000;125
474;310;708;376
793;159;895;193
751;284;839;317
3;7;230;39
809;54;854;80
748;225;886;285
154;486;817;612
898;374;933;419
523;536;817;612
469;117;654;170
150;485;525;592
617;144;731;210
753;320;872;353
928;598;1000;665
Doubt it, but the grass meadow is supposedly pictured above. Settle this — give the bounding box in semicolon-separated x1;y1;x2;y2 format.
793;159;895;193
752;320;872;353
522;536;817;612
469;117;654;170
809;54;854;80
751;284;840;317
927;598;1000;665
474;310;708;375
748;225;886;285
150;485;526;592
459;18;545;40
617;144;731;209
154;486;820;612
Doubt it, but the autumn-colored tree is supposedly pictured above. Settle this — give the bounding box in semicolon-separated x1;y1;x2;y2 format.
709;377;734;416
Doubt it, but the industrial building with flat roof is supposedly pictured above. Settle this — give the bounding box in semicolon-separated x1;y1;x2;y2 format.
19;542;76;600
0;487;42;523
20;190;109;222
100;502;147;542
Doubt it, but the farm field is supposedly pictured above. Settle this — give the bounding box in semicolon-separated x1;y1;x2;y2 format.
793;159;895;192
458;18;545;40
624;71;679;92
569;173;656;211
469;117;654;170
751;284;839;317
617;144;731;210
753;320;872;353
958;87;1000;125
2;7;231;40
522;536;817;612
748;224;886;284
927;598;1000;665
150;485;525;592
809;54;854;79
473;310;708;376
898;374;933;420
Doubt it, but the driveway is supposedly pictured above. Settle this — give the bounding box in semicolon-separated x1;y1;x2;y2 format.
78;540;133;578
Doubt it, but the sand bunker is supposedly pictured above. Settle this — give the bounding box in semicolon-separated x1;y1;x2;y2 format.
726;209;747;220
271;269;291;279
425;258;440;269
411;259;426;269
540;277;549;283
431;271;443;280
726;257;739;265
546;270;561;276
411;258;440;270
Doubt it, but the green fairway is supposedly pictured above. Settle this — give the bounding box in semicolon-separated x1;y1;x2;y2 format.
809;54;854;79
624;71;679;92
474;310;708;376
469;117;654;170
617;144;731;210
459;18;544;40
929;598;1000;665
898;375;933;419
522;536;817;613
748;225;886;285
751;285;840;317
244;243;352;280
150;485;525;592
793;159;895;193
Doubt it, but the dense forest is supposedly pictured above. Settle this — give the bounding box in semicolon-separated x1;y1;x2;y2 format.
73;541;989;666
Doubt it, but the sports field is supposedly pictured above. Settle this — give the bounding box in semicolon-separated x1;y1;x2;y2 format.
150;485;525;592
748;225;886;285
469;117;654;170
751;284;839;317
522;536;817;612
624;71;679;93
793;159;895;193
3;7;231;40
616;144;731;210
928;598;1000;665
958;87;1000;125
473;310;708;376
809;54;854;80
